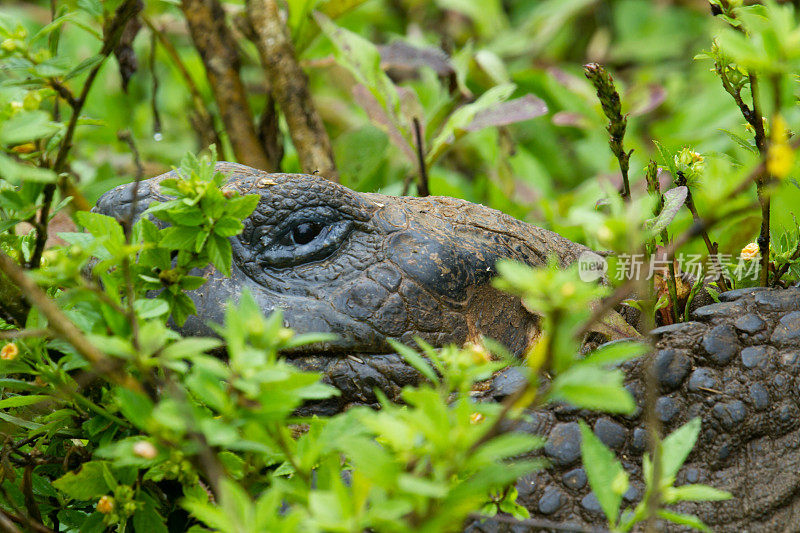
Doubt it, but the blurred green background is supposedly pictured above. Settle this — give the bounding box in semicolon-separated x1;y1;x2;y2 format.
3;0;798;256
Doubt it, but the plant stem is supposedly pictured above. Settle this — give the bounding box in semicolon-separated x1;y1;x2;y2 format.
141;13;227;158
646;160;680;322
584;63;631;201
29;0;143;270
641;298;662;532
674;173;729;291
413;117;430;196
747;73;771;287
0;251;139;391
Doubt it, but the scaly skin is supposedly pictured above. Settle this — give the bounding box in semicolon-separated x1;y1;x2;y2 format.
98;163;799;530
469;287;800;532
95;162;587;412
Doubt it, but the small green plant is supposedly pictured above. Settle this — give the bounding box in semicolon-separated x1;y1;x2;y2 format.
580;418;731;532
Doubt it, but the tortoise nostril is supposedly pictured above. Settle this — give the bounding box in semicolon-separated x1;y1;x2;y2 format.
292;222;323;245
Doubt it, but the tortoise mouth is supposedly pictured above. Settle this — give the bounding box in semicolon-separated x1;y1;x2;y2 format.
287;350;513;416
289;352;422;415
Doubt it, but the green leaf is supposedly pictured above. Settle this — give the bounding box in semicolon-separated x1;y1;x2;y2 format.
77;0;103;17
0;153;57;184
427;83;516;165
75;211;125;253
52;461;115;500
114;387;154;430
161;337;222;360
133;494;169;533
586;311;643;342
397;474;448;497
656;509;710;532
647;186;687;236
720;128;758;155
549;366;635;414
213;216;244;237
65;54;105;81
32;57;71;77
207;233;232;275
226;194;260;219
133;299;170;320
178;275;207;291
388;339;439;385
665;484;732;504
170;291;197;327
0;110;59;145
0;394;50;408
661;417;701;480
579;340;649;367
159;226;201;251
0;409;42;429
469;432;544;466
315;12;405;140
579;421;626;526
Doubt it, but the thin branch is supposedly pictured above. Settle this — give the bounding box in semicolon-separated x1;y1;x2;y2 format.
748;73;771;287
640;300;662;531
116;130;143;351
47;79;77;108
141;13;226;157
0;251;140;391
29;0;143;270
0;509;53;533
412;117;429;196
180;0;273;169
675;172;729;291
0;511;23;533
0;328;53;340
245;0;338;179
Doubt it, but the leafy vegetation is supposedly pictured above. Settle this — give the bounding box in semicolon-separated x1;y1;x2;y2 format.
0;0;797;531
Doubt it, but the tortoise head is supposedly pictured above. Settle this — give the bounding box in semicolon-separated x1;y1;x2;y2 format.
95;162;587;409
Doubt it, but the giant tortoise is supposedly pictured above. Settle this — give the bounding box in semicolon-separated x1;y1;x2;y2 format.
96;162;800;532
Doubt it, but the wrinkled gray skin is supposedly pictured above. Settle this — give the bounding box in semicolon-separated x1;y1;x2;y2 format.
95;162;586;412
96;163;797;531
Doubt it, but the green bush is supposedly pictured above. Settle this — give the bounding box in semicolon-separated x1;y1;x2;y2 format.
0;0;797;531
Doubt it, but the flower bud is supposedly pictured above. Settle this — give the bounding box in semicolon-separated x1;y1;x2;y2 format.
132;441;158;459
1;343;18;360
97;495;114;514
23;92;41;111
740;242;760;261
470;412;485;424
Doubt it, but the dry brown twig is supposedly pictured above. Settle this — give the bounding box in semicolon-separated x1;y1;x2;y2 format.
245;0;338;180
180;0;274;170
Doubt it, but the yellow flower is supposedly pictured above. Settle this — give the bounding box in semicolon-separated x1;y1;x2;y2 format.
767;114;794;179
470;412;485;424
675;148;705;177
740;242;760;261
465;342;492;364
1;343;18;360
97;495;114;514
767;143;794;178
11;143;36;154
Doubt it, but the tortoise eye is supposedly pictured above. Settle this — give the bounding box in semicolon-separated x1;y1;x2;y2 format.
292;221;323;245
254;217;354;269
